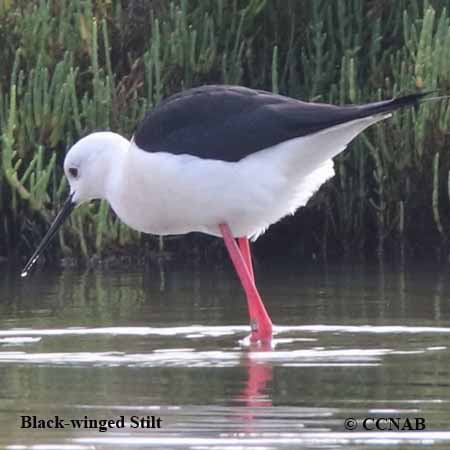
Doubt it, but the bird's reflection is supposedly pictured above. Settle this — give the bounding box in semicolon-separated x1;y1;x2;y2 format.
234;343;273;429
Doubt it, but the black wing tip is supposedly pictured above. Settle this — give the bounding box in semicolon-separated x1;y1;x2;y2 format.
391;90;436;108
371;90;445;115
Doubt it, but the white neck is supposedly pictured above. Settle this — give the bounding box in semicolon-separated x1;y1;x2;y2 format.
102;137;129;194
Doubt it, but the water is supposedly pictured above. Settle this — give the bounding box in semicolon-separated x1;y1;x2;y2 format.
1;260;450;449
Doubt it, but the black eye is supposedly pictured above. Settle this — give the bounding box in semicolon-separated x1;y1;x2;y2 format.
68;167;78;178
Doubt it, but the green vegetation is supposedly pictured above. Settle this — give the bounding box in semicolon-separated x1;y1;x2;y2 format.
1;0;450;263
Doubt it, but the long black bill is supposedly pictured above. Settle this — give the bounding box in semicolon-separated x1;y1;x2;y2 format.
21;193;75;278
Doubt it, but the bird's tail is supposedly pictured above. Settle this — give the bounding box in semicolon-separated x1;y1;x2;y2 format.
364;91;448;116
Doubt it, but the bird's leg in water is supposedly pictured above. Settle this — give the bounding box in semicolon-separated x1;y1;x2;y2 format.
219;223;273;342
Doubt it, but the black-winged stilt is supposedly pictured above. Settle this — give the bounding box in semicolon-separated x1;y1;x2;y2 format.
22;85;430;343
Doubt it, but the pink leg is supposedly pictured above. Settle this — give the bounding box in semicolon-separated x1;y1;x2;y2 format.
220;223;273;342
238;237;254;281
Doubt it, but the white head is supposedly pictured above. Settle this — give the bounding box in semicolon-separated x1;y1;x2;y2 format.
64;131;130;204
21;131;130;276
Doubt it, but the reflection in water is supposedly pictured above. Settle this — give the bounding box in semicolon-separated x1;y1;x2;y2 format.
236;347;273;433
1;262;450;448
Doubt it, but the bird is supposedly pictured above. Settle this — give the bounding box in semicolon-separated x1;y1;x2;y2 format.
21;85;433;343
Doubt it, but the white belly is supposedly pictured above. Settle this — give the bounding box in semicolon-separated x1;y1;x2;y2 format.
108;151;286;238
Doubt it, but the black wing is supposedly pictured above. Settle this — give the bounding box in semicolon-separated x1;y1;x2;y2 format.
133;85;426;162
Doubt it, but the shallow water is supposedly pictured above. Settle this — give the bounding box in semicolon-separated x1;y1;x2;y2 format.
1;260;450;449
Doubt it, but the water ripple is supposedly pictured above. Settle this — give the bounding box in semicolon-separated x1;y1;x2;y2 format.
0;323;450;339
0;346;390;367
0;324;446;368
73;431;450;448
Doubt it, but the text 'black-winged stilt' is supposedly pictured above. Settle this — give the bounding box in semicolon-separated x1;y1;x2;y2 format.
21;85;432;343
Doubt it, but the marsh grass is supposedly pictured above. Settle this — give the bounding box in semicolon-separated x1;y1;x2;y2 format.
1;0;450;263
